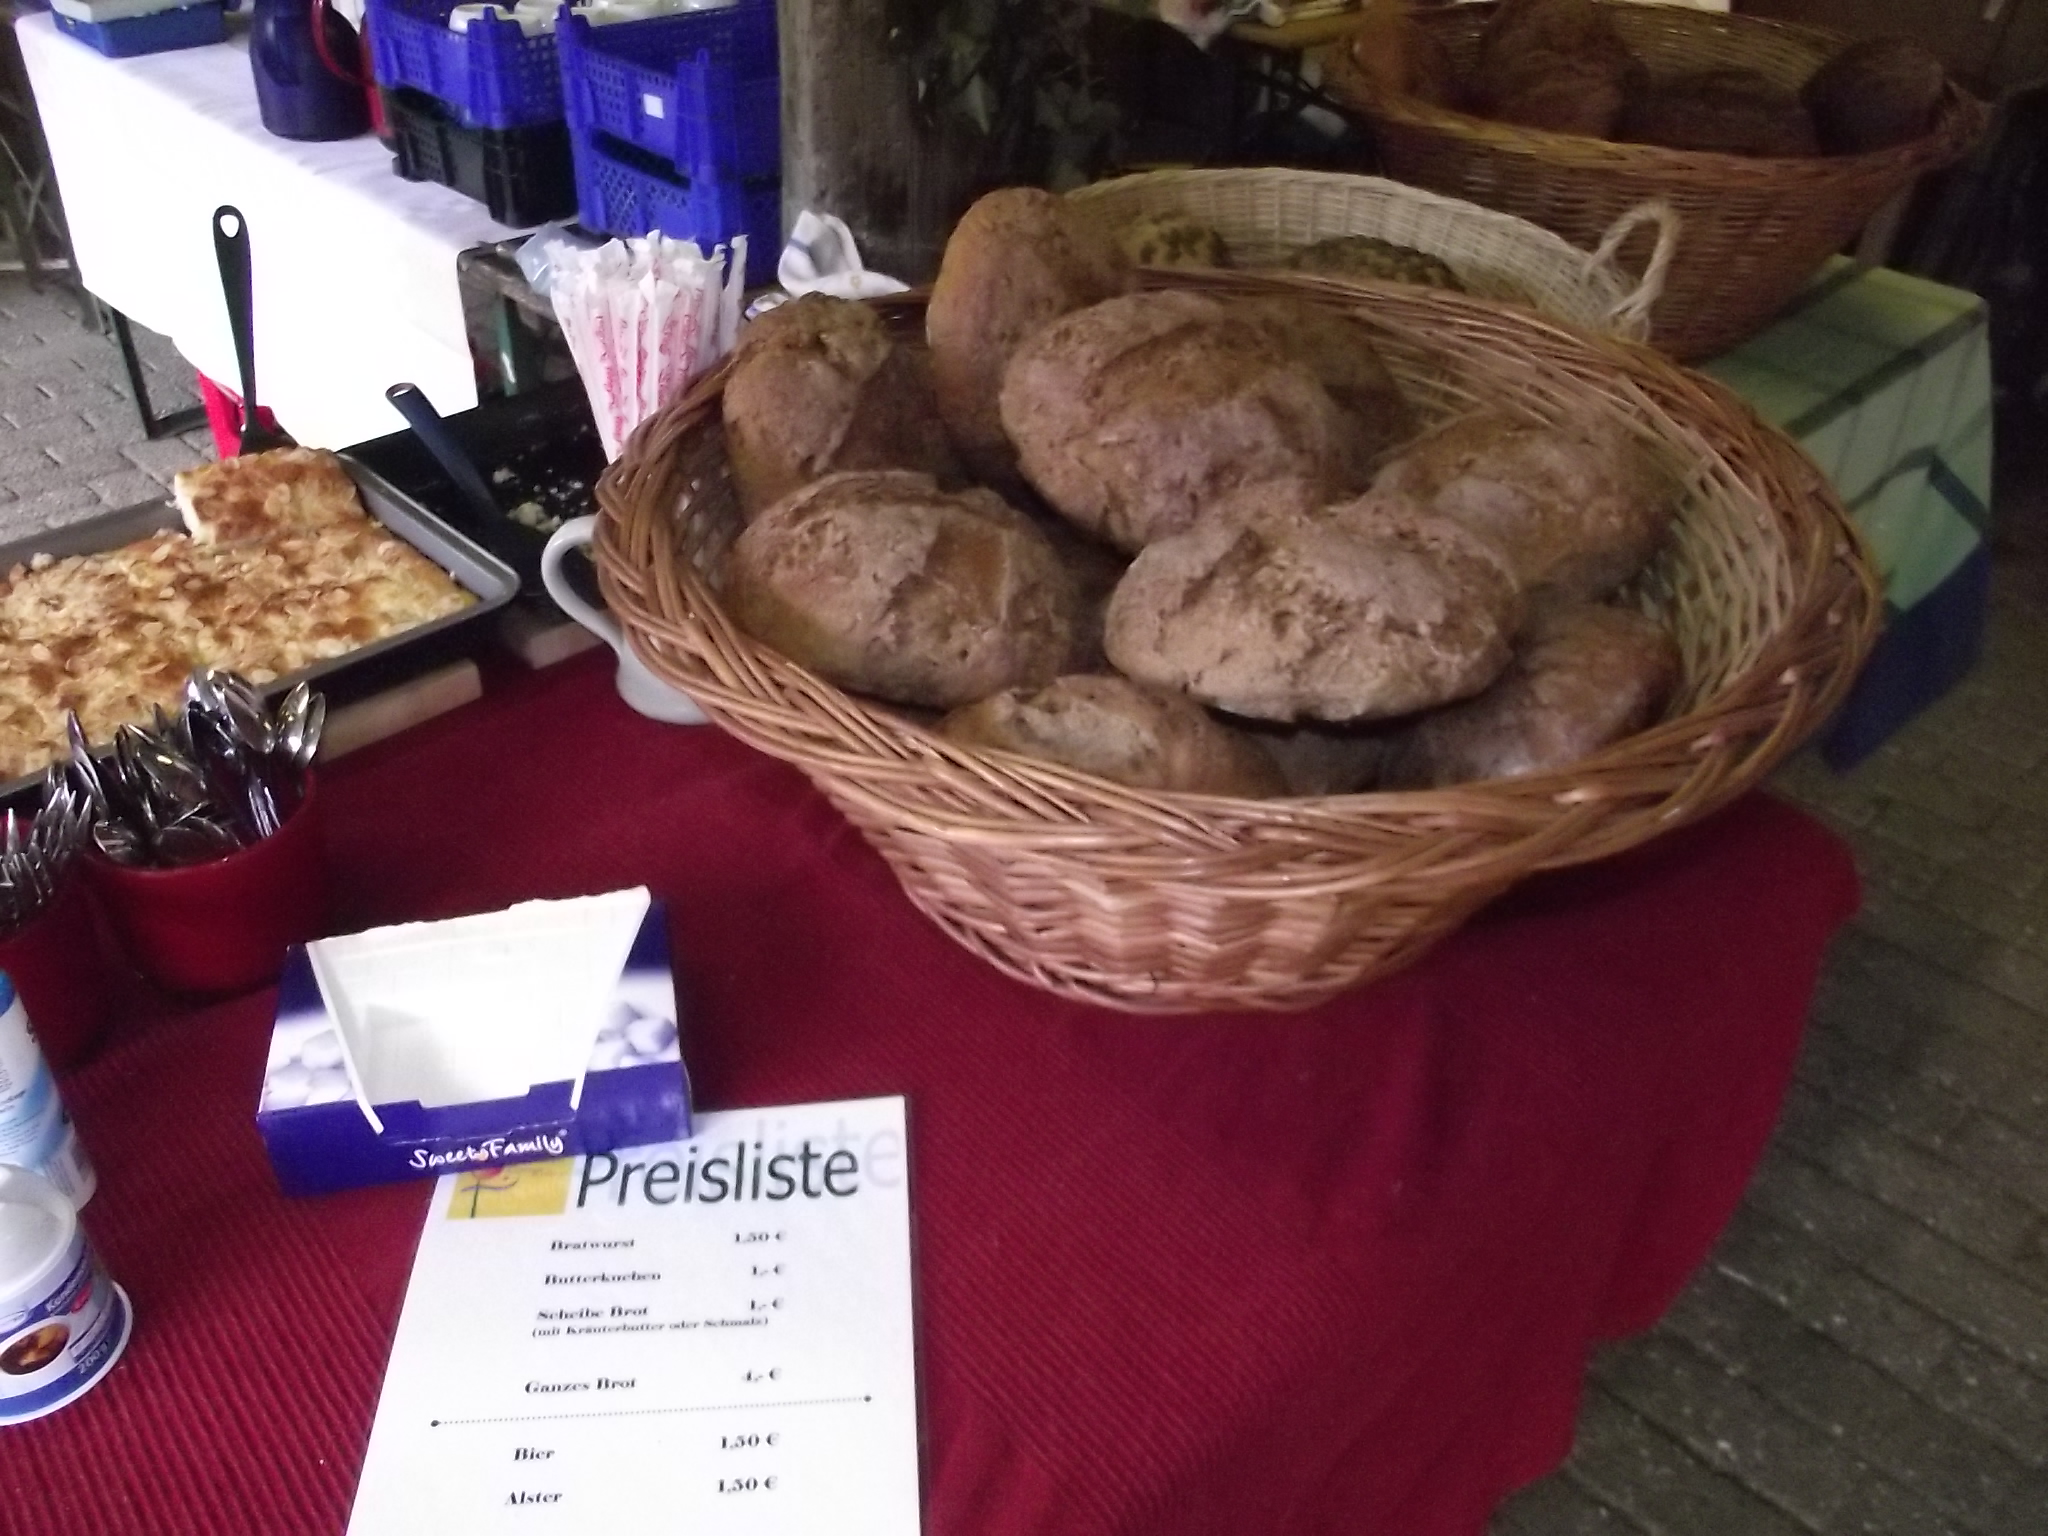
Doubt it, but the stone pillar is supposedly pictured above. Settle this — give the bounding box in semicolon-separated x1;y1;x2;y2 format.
777;0;992;283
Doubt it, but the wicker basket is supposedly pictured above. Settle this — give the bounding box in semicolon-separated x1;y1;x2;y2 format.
1067;166;1678;343
594;271;1879;1015
1327;2;1987;361
1064;167;1671;342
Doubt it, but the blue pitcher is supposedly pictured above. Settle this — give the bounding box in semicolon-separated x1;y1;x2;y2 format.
249;0;371;141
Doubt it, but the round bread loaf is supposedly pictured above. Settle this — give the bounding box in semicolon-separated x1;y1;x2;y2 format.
1380;603;1681;788
1619;69;1819;157
1025;509;1129;674
722;295;962;519
1230;295;1416;472
940;674;1285;797
1282;235;1464;292
1473;0;1636;138
1322;5;1464;110
1236;722;1392;796
1102;488;1526;722
927;188;1132;483
727;470;1076;710
1801;37;1945;154
999;290;1367;553
1116;211;1231;269
1372;412;1675;601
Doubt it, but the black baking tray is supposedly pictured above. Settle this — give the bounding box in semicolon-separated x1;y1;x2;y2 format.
0;461;518;805
346;378;608;618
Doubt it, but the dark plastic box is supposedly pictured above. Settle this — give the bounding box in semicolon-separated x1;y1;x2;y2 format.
384;87;575;227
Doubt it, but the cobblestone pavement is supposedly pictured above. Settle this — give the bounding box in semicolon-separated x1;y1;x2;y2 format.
2;270;2045;1536
1497;430;2048;1535
0;273;209;542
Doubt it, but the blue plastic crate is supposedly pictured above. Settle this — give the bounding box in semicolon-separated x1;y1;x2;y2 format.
53;2;223;56
365;0;561;130
558;3;777;183
570;130;779;287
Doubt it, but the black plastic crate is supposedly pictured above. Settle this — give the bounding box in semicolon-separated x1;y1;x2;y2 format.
383;87;575;228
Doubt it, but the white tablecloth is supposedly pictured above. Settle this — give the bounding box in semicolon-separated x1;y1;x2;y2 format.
15;11;524;449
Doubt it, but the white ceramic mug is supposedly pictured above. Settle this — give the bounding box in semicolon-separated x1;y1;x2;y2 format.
540;518;709;726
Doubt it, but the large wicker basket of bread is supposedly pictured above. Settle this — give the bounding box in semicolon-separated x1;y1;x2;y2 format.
595;188;1879;1014
1322;0;1986;361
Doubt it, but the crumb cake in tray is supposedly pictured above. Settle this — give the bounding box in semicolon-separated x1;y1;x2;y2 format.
0;448;518;791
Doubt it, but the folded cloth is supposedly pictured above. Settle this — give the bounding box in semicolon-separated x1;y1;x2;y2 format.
775;211;909;302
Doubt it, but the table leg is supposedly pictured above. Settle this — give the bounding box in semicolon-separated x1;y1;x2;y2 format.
107;305;207;441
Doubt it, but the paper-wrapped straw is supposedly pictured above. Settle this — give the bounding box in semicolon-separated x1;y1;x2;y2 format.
549;234;748;461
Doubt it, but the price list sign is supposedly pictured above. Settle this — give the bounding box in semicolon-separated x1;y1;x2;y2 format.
348;1098;919;1534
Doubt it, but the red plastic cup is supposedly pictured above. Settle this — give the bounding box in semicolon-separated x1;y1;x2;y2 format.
88;774;328;999
0;872;110;1072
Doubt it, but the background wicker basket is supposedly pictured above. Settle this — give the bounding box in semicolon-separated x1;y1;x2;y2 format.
594;271;1880;1015
1326;2;1987;361
1067;166;1678;342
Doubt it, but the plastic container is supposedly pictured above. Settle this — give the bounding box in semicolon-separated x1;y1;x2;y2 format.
384;86;576;226
250;0;372;142
557;2;777;182
364;0;562;129
87;773;328;1000
0;1166;130;1426
568;129;777;285
0;878;110;1075
0;972;96;1208
51;1;224;57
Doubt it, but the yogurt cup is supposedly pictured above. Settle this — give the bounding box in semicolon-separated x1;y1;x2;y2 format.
0;1165;130;1426
0;974;95;1209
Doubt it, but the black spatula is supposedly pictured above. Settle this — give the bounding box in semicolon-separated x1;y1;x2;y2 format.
212;206;290;456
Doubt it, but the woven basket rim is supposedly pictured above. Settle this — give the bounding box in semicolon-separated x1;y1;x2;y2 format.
1339;1;1989;179
1066;165;1682;340
593;272;1881;836
1072;165;1627;262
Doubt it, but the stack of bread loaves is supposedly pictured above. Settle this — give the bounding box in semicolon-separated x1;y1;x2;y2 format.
717;187;1683;799
1325;0;1950;159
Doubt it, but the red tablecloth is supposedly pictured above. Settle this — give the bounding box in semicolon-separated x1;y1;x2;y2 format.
3;654;1858;1536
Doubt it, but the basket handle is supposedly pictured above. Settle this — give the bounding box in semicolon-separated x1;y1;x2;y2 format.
1587;200;1680;335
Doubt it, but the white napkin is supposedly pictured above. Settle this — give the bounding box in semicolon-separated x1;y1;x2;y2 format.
775;211;908;302
547;234;748;461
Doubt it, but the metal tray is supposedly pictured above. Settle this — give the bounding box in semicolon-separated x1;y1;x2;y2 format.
0;459;518;804
345;378;608;619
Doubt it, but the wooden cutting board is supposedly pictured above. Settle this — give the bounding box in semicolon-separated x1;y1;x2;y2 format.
322;661;484;761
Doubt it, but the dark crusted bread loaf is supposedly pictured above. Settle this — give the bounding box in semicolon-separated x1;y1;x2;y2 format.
1102;486;1525;722
727;470;1076;710
1801;37;1945;154
1235;721;1392;796
1321;1;1465;111
927;188;1132;483
1619;68;1820;157
1372;412;1675;602
722;295;962;519
940;674;1286;797
998;290;1388;553
1380;602;1681;788
1473;0;1636;138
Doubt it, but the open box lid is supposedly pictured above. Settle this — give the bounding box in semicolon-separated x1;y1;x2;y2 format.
304;888;654;1132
